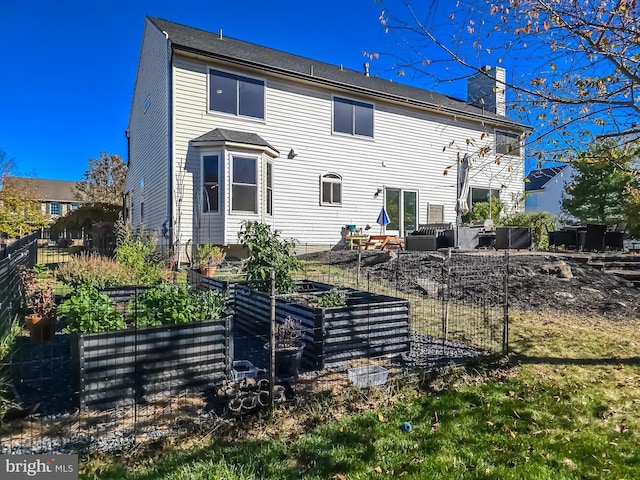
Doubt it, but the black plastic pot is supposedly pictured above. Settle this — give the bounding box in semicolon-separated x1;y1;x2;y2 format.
274;344;304;381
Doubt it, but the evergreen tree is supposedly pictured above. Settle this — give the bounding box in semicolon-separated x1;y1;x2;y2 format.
562;139;640;225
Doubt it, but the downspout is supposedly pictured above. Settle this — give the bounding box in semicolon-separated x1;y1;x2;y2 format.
164;31;177;267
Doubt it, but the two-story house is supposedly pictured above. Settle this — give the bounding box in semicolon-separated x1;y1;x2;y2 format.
3;176;81;220
126;17;528;253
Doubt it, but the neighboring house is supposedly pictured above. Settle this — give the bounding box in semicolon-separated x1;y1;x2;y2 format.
524;166;570;218
126;17;528;252
3;176;81;221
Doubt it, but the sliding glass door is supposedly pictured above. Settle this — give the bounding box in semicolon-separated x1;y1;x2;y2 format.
384;188;417;236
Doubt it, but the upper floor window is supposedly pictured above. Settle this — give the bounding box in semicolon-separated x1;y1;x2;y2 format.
333;97;374;137
496;131;520;156
321;173;342;205
232;156;257;213
209;69;265;119
202;154;220;212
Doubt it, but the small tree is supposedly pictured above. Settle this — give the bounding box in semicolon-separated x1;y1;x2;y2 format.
75;152;127;206
238;221;300;294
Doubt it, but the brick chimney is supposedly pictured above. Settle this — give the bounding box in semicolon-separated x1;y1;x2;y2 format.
467;66;506;116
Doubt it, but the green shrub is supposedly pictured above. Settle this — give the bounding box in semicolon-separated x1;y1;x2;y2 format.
114;220;164;285
238;221;300;294
58;286;126;333
502;211;557;250
57;253;137;289
136;283;227;327
462;199;504;224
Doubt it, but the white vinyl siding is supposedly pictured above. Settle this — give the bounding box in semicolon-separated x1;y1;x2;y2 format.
126;19;171;233
169;54;525;246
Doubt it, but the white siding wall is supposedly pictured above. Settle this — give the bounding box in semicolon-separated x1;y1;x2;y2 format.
172;55;525;246
126;19;170;234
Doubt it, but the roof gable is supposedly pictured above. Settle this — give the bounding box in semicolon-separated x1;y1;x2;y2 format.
525;166;568;191
148;17;526;131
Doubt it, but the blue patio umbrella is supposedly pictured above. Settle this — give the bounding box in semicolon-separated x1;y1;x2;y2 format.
376;206;390;233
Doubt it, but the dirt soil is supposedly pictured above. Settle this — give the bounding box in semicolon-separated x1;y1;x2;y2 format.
300;250;640;321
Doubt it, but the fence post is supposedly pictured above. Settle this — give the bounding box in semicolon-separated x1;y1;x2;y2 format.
502;250;510;355
269;270;276;411
442;249;451;342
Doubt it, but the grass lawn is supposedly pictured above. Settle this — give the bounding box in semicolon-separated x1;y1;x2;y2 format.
80;308;640;479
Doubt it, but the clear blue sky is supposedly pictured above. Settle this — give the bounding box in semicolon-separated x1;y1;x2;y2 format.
0;0;472;182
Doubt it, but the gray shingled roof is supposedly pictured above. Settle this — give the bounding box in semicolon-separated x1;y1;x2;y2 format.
192;128;278;153
525;166;568;191
149;17;526;130
3;177;79;202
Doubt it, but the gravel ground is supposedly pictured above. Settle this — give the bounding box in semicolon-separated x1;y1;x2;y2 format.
300;249;640;321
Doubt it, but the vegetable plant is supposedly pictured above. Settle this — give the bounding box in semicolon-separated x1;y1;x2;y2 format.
238;221;300;294
58;286;125;333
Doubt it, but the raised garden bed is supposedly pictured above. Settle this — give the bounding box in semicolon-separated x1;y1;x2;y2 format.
72;315;232;409
234;281;410;369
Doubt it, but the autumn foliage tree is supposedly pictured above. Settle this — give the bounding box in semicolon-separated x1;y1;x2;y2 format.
375;0;640;164
75;152;127;206
0;152;49;238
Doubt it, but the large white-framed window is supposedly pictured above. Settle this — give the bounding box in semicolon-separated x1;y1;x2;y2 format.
208;68;265;120
471;187;501;207
495;130;521;156
333;96;374;137
320;173;342;205
202;154;220;213
265;159;273;216
231;155;258;213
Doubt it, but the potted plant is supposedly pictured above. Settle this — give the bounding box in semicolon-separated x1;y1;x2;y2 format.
269;316;305;381
18;267;57;343
197;244;226;277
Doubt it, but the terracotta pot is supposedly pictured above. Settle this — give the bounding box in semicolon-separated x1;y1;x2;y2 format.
200;265;217;277
25;315;56;343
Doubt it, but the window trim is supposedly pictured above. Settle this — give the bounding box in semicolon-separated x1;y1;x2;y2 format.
207;67;266;120
201;152;222;214
231;154;259;214
320;172;343;206
265;158;273;216
332;95;374;138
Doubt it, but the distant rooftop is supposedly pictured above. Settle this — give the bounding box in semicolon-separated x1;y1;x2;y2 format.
525;166;568;191
3;176;79;202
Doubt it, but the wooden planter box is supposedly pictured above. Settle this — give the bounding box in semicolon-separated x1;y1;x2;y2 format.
72;316;233;410
234;281;409;369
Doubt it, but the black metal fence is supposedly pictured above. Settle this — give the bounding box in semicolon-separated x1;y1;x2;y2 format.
0;232;39;336
1;242;510;455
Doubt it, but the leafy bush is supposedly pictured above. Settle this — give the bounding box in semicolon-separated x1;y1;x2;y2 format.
57;253;137;289
136;283;227;327
197;244;226;268
462;199;504;224
58;286;125;333
238;221;300;294
114;219;164;285
502;211;557;250
315;288;348;308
